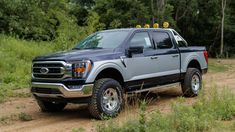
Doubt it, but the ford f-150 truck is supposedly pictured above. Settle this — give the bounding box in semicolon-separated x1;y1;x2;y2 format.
31;28;208;119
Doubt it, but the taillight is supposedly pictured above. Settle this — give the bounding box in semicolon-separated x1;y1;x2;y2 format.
203;51;208;64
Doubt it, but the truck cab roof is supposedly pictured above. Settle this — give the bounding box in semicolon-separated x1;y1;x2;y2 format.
99;28;176;33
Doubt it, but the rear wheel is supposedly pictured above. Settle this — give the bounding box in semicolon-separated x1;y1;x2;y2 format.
88;78;124;119
181;68;202;97
36;99;67;112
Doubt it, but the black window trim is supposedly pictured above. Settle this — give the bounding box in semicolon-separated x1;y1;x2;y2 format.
171;30;188;47
152;31;174;49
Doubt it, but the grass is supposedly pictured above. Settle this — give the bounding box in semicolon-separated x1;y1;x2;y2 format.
0;114;18;125
0;35;55;102
18;112;33;121
0;112;32;125
71;128;86;132
97;86;235;132
208;59;230;72
0;34;83;103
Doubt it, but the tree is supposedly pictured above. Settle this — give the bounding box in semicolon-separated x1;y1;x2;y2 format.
94;0;150;28
220;0;226;56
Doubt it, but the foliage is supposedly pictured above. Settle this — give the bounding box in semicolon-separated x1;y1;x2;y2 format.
0;0;64;40
18;112;33;121
0;35;54;102
97;86;235;132
0;112;33;124
0;0;235;56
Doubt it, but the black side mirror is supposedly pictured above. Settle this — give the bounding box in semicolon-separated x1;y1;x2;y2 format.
127;46;144;57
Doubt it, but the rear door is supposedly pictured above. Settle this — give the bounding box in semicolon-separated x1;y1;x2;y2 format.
151;31;180;83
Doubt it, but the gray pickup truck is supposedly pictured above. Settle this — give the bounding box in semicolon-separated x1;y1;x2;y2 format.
31;28;208;119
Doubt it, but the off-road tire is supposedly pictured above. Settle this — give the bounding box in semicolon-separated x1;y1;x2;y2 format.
88;78;124;119
36;99;67;112
181;68;202;97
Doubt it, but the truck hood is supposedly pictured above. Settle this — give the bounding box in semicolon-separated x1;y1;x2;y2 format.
33;49;122;62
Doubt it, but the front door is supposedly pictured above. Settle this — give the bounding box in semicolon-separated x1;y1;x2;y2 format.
124;31;159;89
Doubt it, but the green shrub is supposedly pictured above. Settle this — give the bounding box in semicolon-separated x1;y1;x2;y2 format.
195;86;235;120
18;112;33;121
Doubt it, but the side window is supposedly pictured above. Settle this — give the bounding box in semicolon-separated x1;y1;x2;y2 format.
175;35;188;47
130;32;152;48
153;32;173;49
178;41;187;47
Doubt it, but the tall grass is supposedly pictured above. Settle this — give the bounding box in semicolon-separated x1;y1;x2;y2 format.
0;35;55;102
97;86;235;132
208;59;229;72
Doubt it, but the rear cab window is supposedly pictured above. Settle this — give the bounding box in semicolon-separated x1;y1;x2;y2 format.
152;32;173;49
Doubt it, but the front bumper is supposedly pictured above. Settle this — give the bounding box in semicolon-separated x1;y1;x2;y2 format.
31;82;93;98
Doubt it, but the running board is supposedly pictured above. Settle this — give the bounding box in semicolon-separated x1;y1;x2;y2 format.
127;82;181;94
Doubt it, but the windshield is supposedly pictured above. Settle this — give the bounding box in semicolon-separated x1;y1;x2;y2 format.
74;31;129;49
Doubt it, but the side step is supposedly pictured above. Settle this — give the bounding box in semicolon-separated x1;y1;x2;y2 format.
127;82;181;94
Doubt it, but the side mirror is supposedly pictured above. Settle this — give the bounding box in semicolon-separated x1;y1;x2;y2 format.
127;46;144;57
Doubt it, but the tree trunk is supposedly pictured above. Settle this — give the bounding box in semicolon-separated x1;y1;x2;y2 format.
151;0;155;25
157;0;165;25
220;0;226;57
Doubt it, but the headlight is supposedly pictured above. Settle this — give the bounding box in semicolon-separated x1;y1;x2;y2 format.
72;60;92;78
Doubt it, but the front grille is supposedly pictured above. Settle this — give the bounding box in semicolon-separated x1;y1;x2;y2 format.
31;87;62;94
32;61;70;79
33;63;64;67
33;67;62;74
33;74;64;78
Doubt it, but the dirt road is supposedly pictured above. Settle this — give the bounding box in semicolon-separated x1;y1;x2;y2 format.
1;59;235;132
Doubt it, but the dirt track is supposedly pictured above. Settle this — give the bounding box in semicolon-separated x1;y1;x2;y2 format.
0;59;235;132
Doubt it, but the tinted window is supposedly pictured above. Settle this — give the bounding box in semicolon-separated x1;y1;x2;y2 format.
153;32;173;49
130;32;152;48
178;41;187;47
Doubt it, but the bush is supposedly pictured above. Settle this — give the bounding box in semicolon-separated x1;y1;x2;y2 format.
18;112;33;121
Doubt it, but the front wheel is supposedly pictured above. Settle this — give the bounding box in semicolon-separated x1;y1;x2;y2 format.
88;78;124;119
181;68;202;97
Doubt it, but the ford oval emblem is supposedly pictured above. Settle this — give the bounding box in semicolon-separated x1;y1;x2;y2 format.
40;67;49;74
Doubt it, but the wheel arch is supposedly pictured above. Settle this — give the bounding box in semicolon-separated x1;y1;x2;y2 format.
86;62;125;86
95;68;124;86
187;59;202;73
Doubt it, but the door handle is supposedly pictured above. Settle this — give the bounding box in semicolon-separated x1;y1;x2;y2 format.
150;56;158;59
172;54;179;58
